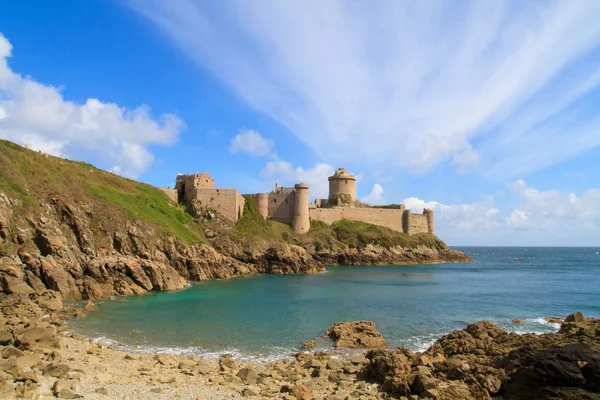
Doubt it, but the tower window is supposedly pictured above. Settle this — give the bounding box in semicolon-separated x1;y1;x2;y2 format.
274;199;277;203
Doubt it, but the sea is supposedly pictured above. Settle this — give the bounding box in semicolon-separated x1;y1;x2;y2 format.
70;247;600;362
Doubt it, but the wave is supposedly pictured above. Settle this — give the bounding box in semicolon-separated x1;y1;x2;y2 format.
69;315;562;362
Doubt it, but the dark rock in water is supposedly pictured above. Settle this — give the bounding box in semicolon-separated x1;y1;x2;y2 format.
512;318;522;324
301;340;316;350
325;321;387;349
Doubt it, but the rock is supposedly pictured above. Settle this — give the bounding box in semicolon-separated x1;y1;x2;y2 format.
0;328;13;345
502;343;598;400
242;385;260;396
53;379;77;395
237;367;258;384
544;316;563;324
43;363;70;378
1;345;24;358
326;359;345;370
4;365;40;382
350;354;369;365
56;389;82;399
291;384;313;400
178;359;197;370
411;373;438;394
564;312;584;323
83;300;96;312
420;388;439;399
301;340;316;349
511;318;522;324
481;375;502;395
219;354;237;371
362;348;413;396
1;275;34;296
325;321;387;349
73;310;86;319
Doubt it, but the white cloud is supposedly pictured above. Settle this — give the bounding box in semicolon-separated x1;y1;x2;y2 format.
261;160;334;199
361;184;386;205
0;34;185;178
128;0;600;177
229;129;273;156
403;180;600;245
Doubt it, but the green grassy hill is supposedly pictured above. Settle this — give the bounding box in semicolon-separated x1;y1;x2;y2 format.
0;140;204;244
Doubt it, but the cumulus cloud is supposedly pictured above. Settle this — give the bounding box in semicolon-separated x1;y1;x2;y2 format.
128;0;600;177
361;184;386;205
229;129;274;156
261;160;334;199
0;34;185;178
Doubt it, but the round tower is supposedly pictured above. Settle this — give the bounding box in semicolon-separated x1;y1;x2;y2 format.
292;183;310;234
328;168;356;203
424;208;434;235
255;193;269;219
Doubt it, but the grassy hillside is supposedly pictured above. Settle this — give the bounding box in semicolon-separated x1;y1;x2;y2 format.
0;140;203;243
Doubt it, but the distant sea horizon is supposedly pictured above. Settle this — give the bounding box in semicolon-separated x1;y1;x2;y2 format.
70;246;600;362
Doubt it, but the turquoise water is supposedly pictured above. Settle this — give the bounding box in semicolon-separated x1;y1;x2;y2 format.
71;247;600;361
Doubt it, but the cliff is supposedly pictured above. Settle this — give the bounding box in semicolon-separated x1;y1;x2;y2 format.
0;140;470;301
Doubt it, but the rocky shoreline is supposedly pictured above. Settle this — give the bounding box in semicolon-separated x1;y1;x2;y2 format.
1;289;599;400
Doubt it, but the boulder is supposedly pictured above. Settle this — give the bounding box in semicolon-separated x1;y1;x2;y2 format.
325;321;387;349
43;363;71;378
0;328;13;345
236;367;258;384
1;275;34;296
83;300;96;312
301;340;316;350
511;318;522;324
219;354;237;371
565;312;584;323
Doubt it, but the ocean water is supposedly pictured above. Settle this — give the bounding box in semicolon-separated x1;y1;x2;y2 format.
71;247;600;362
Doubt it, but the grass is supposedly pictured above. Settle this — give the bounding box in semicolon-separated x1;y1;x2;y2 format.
235;195;294;239
0;139;205;244
85;183;202;244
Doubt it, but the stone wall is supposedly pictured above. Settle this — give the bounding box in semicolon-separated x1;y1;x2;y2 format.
267;192;296;224
159;187;178;203
309;207;432;235
309;207;404;233
407;213;429;234
192;188;245;222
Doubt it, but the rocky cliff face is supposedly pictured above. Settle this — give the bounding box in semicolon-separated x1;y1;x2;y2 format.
0;194;324;301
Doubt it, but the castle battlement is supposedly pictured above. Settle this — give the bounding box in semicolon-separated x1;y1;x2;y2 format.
169;168;433;235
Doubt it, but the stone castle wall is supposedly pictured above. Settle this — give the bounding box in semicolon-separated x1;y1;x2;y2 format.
406;213;429;235
309;207;432;235
191;188;245;222
159;188;178;203
309;207;405;233
267;192;296;224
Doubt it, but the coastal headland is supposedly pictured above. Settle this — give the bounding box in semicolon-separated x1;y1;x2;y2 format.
4;140;598;399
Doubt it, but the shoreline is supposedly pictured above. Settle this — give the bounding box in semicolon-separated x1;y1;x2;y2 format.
1;291;599;399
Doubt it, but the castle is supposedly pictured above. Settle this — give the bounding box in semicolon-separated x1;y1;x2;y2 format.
161;168;434;235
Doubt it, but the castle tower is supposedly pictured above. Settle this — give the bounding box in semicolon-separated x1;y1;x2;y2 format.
424;208;434;234
255;193;269;219
328;168;356;204
292;183;310;234
402;209;412;235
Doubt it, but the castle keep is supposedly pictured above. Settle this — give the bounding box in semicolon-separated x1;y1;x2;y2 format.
163;168;433;235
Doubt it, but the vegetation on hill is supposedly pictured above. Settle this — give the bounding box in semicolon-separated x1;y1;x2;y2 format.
0;140;204;244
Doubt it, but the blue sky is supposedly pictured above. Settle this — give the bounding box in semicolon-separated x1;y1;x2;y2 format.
1;0;599;246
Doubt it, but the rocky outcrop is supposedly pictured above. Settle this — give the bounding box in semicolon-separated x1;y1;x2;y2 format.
314;244;470;266
361;313;600;399
325;321;387;349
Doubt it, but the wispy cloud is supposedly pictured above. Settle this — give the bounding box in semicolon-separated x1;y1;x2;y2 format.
0;34;185;178
128;0;600;178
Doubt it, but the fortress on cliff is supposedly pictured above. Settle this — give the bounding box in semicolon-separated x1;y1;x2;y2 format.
161;168;434;235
